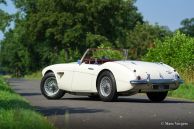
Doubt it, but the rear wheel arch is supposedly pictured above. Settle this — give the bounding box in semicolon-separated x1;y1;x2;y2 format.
96;69;115;88
96;69;118;101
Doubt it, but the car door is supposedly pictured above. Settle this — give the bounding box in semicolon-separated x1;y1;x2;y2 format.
71;63;99;92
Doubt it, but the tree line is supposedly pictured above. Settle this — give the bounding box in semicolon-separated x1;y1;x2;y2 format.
0;0;193;77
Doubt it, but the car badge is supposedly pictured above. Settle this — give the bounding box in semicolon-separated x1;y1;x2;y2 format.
159;73;164;79
166;71;172;74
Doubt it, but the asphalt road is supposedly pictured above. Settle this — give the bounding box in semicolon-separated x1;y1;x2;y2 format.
8;78;194;129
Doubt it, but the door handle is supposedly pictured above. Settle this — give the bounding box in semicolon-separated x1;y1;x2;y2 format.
88;68;94;70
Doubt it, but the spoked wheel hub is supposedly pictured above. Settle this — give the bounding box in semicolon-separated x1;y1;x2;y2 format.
44;77;59;96
100;76;112;97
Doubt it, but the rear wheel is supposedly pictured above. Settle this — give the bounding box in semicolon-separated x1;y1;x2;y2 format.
147;91;168;102
40;72;65;99
97;71;117;102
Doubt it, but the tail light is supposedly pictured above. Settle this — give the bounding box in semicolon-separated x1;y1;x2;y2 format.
137;76;141;80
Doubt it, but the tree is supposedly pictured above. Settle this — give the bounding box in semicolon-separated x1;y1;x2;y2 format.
127;22;172;59
143;31;194;70
0;23;30;76
179;18;194;37
16;0;143;49
0;0;10;32
0;0;144;75
0;0;6;4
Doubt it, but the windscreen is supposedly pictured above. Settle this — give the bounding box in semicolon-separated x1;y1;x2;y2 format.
82;49;128;64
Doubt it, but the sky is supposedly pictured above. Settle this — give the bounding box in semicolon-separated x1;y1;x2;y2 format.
0;0;194;40
135;0;194;30
0;0;17;40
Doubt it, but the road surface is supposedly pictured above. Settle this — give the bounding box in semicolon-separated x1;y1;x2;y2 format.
8;78;194;129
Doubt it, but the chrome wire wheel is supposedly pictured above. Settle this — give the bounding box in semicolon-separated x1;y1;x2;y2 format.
100;76;112;97
44;77;59;96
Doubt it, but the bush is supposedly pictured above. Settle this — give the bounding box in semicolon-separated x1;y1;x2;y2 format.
168;83;194;100
143;31;194;83
144;31;194;70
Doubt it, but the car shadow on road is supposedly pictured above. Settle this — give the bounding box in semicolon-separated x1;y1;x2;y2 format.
62;97;101;101
19;92;41;96
35;106;108;116
61;96;194;104
116;97;194;103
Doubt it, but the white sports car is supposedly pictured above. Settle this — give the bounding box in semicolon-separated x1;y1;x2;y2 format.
40;48;183;102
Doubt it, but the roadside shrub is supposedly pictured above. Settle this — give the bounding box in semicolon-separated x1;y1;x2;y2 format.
144;31;194;70
143;31;194;83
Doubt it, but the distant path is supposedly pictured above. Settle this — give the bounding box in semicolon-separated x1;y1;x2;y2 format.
8;78;194;129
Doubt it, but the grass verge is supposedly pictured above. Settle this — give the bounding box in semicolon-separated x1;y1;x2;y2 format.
168;83;194;101
24;71;42;80
0;76;55;129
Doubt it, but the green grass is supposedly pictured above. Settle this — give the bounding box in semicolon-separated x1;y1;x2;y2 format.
179;69;194;84
167;69;194;101
168;83;194;101
24;71;42;80
0;76;55;129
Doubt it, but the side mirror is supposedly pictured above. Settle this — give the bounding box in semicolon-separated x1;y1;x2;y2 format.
77;60;81;65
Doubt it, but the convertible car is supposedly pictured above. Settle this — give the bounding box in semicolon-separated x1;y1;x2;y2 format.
40;48;183;102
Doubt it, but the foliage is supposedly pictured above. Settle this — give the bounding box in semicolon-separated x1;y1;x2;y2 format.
143;31;194;70
0;24;30;76
24;71;42;80
168;83;194;101
0;10;11;32
127;22;172;59
0;76;55;129
179;69;194;84
0;0;173;77
0;0;9;32
0;0;144;76
86;33;111;48
0;0;6;4
179;17;194;37
92;44;124;60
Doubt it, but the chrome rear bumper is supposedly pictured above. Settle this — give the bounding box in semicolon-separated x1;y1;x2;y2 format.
130;79;184;85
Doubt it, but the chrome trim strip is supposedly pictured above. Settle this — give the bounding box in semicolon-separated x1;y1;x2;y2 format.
80;48;90;63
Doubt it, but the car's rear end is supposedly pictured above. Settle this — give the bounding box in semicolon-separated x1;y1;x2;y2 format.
116;61;183;102
117;61;183;92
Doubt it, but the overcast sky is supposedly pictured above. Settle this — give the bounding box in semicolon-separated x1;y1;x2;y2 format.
1;0;194;40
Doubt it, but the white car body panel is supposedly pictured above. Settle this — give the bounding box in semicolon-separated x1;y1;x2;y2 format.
98;62;136;92
71;63;99;92
116;61;176;80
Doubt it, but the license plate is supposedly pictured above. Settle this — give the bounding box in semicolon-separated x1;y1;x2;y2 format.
153;85;169;90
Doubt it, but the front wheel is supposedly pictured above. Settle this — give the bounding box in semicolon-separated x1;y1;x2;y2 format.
146;91;168;102
97;71;117;102
40;72;65;99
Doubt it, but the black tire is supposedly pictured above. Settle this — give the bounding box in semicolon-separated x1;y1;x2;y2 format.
97;71;117;102
40;72;65;99
147;91;168;102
